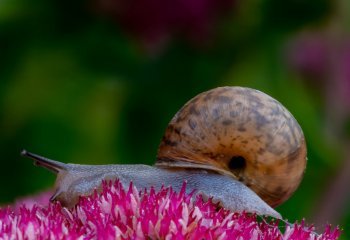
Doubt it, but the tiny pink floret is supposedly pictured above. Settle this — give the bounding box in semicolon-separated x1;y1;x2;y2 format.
0;181;341;239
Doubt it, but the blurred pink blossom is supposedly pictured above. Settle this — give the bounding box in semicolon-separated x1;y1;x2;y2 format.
96;0;235;52
286;32;350;108
11;191;53;211
0;181;341;239
287;34;331;79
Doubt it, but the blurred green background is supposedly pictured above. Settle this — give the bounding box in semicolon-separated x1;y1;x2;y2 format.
1;0;349;236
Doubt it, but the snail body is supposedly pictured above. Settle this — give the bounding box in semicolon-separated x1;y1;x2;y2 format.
20;151;281;218
21;86;307;219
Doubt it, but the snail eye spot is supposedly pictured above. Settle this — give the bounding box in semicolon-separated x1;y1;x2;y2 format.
229;156;246;170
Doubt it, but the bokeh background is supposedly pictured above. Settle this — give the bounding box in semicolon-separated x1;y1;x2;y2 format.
0;0;349;236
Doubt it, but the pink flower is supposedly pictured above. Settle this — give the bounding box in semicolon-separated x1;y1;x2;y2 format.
286;32;350;109
0;181;341;239
96;0;235;52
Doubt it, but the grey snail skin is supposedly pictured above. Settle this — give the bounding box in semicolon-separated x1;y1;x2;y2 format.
21;86;307;220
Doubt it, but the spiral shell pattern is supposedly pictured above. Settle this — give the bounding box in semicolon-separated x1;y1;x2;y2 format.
157;86;307;207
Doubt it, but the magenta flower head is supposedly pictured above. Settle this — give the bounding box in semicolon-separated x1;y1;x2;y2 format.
0;180;341;239
0;87;342;239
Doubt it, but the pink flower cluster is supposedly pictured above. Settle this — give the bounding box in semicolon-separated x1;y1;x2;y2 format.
0;181;341;239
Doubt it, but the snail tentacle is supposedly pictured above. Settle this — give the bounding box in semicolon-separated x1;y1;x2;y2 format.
21;149;67;173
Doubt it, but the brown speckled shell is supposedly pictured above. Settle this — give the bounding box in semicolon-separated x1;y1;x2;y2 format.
156;86;307;207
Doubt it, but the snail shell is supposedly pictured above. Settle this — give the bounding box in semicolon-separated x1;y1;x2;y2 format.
157;86;307;207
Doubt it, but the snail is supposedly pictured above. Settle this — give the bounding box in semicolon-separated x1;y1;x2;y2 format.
21;86;307;219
